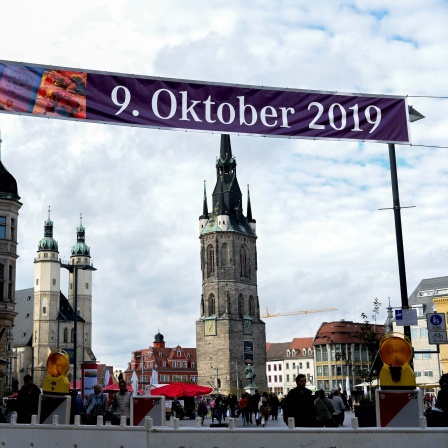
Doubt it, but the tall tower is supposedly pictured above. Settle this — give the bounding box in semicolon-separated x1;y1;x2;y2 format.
0;133;22;395
68;215;95;365
196;135;267;395
33;208;61;386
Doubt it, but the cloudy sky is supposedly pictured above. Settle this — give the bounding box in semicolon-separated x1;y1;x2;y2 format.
1;1;448;371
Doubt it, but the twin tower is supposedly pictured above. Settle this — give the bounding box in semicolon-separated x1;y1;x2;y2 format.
33;211;96;387
196;135;267;393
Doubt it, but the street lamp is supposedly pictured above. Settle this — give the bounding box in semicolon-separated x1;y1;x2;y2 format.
384;105;424;347
60;261;97;390
211;367;219;393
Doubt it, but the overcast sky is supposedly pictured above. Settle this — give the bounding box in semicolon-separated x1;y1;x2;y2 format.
1;1;448;371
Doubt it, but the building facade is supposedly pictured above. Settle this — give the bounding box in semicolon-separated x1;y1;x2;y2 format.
196;135;267;395
124;332;197;388
0;148;21;396
266;338;315;395
403;276;448;383
314;320;384;392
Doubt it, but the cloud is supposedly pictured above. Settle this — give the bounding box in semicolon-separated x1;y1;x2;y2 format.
2;1;448;370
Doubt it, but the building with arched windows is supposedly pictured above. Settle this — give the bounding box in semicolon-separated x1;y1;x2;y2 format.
196;135;267;394
0;146;21;396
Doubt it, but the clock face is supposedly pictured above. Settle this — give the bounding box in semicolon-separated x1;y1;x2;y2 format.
243;319;252;334
205;319;217;336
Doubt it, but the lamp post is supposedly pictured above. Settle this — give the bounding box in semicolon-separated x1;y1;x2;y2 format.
385;106;424;347
211;367;219;393
61;261;97;390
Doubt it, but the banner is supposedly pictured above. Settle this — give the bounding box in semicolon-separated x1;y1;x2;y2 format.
243;340;254;364
0;60;411;143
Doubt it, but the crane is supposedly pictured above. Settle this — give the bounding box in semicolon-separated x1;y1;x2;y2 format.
261;306;337;318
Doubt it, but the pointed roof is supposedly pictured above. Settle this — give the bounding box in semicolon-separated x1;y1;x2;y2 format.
199;181;209;220
247;185;256;223
219;134;234;163
202;134;255;237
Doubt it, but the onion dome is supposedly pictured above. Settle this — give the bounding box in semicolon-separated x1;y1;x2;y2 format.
71;214;90;256
0;134;20;202
38;207;58;252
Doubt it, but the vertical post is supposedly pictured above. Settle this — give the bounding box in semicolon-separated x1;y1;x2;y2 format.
388;143;412;345
235;361;239;394
142;355;144;388
73;265;78;389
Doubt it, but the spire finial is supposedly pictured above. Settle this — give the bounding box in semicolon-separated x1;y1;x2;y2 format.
48;205;51;220
247;184;253;222
80;213;83;227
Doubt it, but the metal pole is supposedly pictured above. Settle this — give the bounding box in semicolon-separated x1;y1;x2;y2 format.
73;265;78;389
235;362;239;394
388;143;412;345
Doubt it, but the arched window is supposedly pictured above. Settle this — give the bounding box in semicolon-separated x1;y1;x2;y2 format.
207;244;215;278
249;296;255;317
71;328;74;343
240;246;248;278
208;294;216;316
63;327;68;343
237;294;243;316
220;242;229;266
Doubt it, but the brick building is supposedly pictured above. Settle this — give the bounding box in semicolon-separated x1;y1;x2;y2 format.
124;332;197;388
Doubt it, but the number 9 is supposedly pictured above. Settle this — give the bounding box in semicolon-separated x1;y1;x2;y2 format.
111;86;131;115
365;105;381;133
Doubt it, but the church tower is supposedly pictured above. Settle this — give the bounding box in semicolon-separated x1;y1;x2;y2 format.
33;208;61;387
68;215;95;364
196;135;267;395
0;133;22;395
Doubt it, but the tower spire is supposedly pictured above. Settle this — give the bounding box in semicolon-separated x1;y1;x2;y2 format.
201;181;209;219
247;185;253;222
220;134;232;161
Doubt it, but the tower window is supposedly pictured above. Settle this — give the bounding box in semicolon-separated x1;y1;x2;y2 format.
86;283;89;289
53;279;56;286
207;244;215;277
63;327;68;343
71;328;74;343
43;307;46;314
238;294;243;315
249;296;255;317
240;246;249;278
208;294;216;316
36;279;39;285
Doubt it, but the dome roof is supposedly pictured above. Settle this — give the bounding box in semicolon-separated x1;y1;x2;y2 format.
0;161;20;201
154;332;164;343
71;219;90;256
38;213;58;252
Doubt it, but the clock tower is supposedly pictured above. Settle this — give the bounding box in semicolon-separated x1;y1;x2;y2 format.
196;135;267;395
